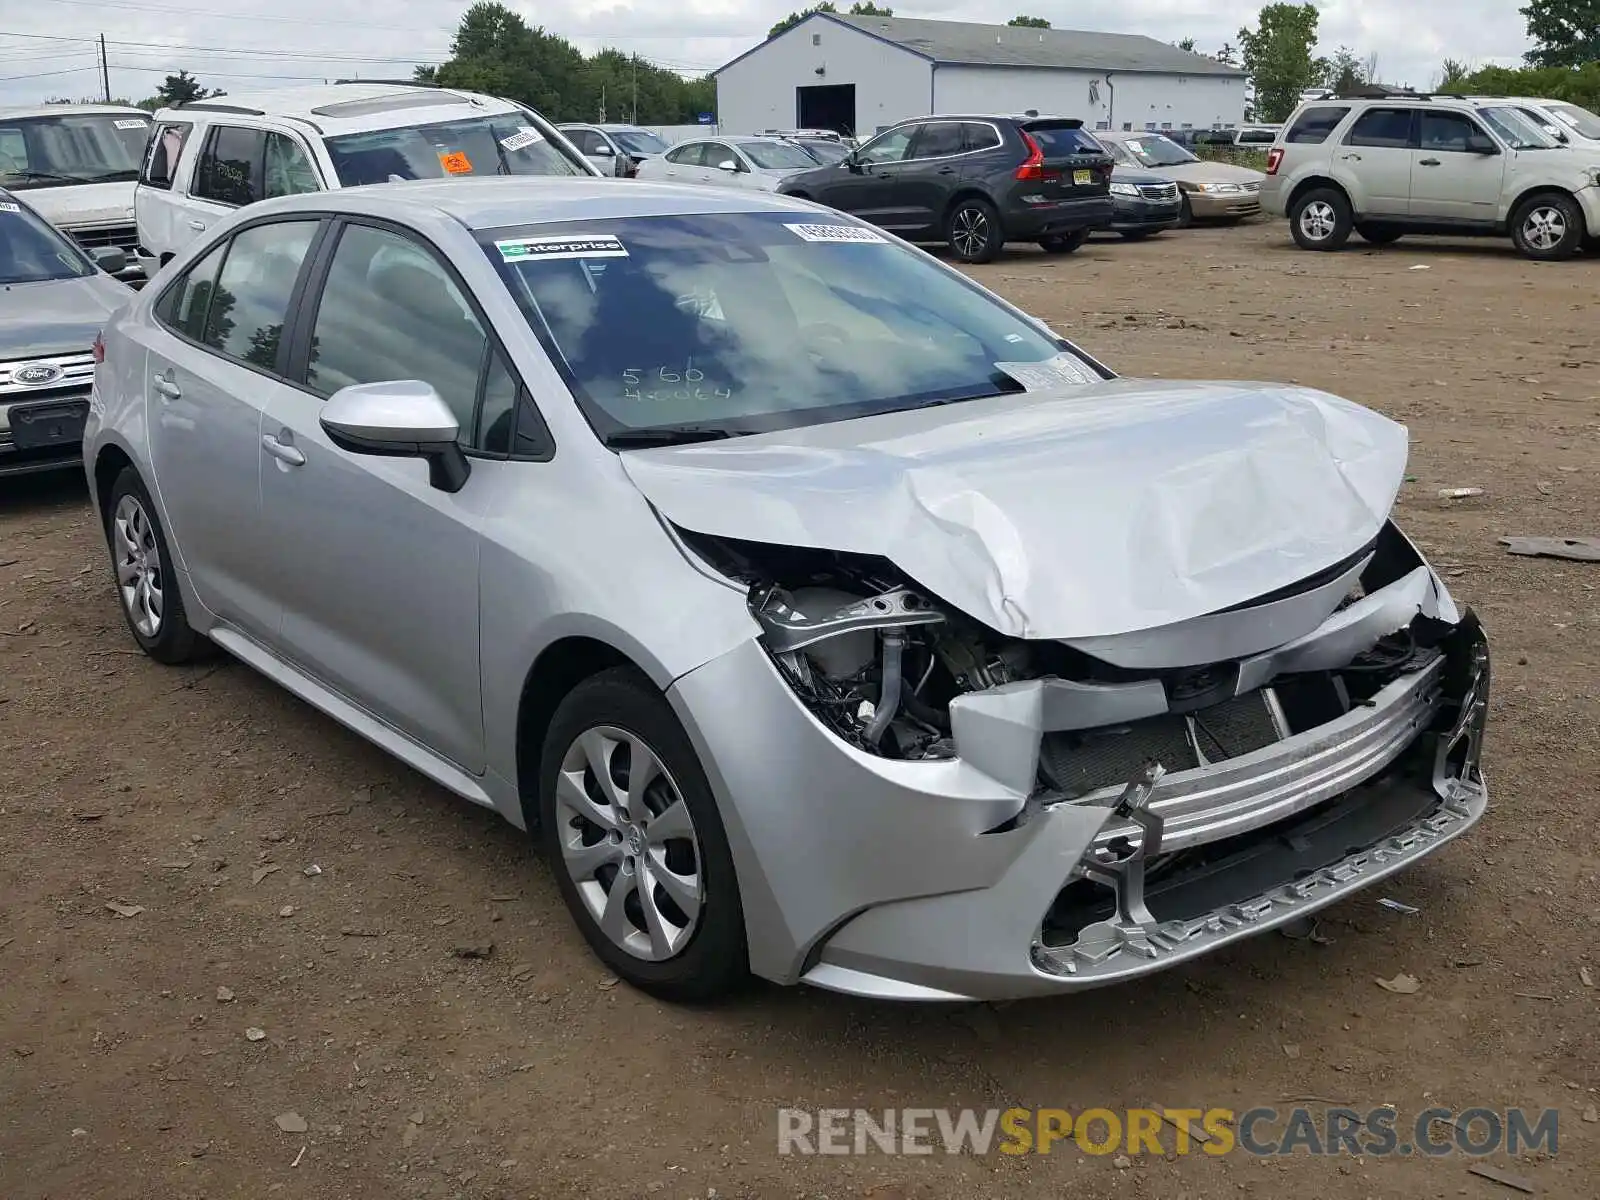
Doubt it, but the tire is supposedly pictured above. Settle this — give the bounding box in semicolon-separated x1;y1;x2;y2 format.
104;466;207;664
1119;229;1160;241
1174;196;1193;229
1038;229;1087;254
945;197;1004;263
1356;222;1403;246
539;667;748;1002
1510;192;1583;261
1289;187;1352;251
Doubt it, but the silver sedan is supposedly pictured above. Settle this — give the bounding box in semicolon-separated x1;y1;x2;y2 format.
635;135;822;191
84;178;1490;1002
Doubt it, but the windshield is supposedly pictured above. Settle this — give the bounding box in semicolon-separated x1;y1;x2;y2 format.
324;113;587;185
0;198;94;283
484;211;1089;446
1547;102;1600;140
797;139;850;164
0;111;150;188
1115;135;1198;168
740;140;821;170
1477;106;1561;150
612;129;668;156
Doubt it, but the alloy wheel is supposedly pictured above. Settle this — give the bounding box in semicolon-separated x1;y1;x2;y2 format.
554;725;704;961
112;494;164;638
1522;205;1566;251
952;207;989;257
1298;200;1337;242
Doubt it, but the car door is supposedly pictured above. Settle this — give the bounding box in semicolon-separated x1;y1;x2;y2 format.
655;141;705;182
1410;111;1504;222
134;120;195;265
700;141;747;187
1336;107;1416;216
897;120;969;232
256;218;494;771
818;124;918;227
141;216;324;640
568;128;621;176
173;124;268;251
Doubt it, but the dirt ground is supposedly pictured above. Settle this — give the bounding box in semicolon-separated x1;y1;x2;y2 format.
2;219;1597;1200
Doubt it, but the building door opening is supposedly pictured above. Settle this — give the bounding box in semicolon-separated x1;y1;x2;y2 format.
797;84;856;136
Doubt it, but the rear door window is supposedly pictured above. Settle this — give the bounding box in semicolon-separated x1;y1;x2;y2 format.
206;220;320;369
193;125;266;206
1345;108;1416;149
1285;107;1349;143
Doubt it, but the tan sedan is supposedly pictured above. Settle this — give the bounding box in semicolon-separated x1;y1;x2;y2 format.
1094;131;1265;225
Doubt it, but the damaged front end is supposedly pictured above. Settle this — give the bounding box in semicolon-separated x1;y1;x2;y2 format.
683;519;1489;988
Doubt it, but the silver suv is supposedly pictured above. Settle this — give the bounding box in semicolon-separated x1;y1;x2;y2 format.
1262;90;1600;260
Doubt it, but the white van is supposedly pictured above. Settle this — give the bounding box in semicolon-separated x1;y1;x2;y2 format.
0;103;152;283
135;82;597;277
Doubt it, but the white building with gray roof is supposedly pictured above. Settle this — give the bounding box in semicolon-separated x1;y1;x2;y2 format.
713;13;1248;138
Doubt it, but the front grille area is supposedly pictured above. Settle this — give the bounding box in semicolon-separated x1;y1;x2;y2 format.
0;351;95;440
1138;182;1179;202
1038;690;1282;799
66;222;138;255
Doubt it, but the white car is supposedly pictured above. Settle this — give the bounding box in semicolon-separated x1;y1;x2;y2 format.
0;103;152;283
1463;95;1600;152
636;136;822;191
134;82;595;277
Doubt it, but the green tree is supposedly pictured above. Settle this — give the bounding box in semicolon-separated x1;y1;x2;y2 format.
1215;42;1238;65
1175;37;1197;52
154;70;219;107
1008;15;1051;27
1521;0;1600;69
1450;61;1600;112
1436;57;1472;89
1237;3;1322;122
769;2;837;39
1320;45;1376;92
849;1;893;13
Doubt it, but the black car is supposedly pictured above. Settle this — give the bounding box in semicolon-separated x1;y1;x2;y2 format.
778;114;1114;263
1106;165;1183;238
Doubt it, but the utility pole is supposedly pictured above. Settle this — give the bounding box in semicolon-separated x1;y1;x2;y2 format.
631;54;637;124
99;33;110;103
599;85;606;122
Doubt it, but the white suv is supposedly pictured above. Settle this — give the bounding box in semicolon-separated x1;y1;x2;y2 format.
1262;91;1600;260
135;82;596;276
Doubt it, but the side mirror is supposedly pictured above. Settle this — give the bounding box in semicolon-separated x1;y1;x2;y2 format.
716;159;740;172
845;153;864;173
89;246;127;274
593;143;615;156
1466;134;1499;155
319;380;470;493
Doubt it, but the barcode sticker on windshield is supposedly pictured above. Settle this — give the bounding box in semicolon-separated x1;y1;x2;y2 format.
496;234;629;262
995;355;1094;391
114;119;148;130
783;222;887;244
500;128;543;152
0;202;19;213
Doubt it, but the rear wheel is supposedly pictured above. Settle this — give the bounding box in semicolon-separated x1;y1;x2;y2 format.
1510;192;1583;261
1038;229;1087;254
945;197;1004;263
1356;222;1403;245
539;668;748;1002
103;467;207;664
1289;187;1352;251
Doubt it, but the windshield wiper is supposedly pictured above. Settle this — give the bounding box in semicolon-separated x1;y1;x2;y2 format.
605;425;737;449
6;169;88;185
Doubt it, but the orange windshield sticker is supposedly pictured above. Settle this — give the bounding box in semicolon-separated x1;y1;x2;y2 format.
439;150;473;175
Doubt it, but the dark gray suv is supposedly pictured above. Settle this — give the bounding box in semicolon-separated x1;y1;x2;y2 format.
778;114;1114;263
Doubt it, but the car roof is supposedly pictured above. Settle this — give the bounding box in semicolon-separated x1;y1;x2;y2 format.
153;83;519;134
559;122;651;132
0;102;149;119
235;176;835;231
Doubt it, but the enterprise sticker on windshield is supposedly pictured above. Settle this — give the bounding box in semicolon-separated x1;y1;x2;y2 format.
496;234;629;262
499;128;544;152
113;118;148;130
0;202;19;213
995;355;1095;391
783;222;887;244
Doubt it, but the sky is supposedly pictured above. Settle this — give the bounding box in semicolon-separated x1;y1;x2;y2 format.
0;0;1535;109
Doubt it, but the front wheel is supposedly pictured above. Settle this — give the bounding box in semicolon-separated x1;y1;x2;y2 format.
1510;193;1583;261
1038;229;1087;254
1289;187;1352;251
946;198;1004;263
1174;196;1193;229
539;668;748;1002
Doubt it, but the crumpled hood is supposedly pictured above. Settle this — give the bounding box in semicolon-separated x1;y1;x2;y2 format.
621;379;1409;640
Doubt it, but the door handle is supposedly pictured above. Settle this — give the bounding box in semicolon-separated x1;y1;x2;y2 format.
1418;157;1442;166
186;219;206;230
261;433;306;466
937;166;957;175
151;372;181;400
1339;153;1362;162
